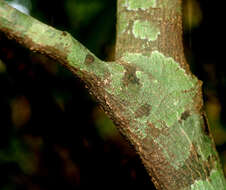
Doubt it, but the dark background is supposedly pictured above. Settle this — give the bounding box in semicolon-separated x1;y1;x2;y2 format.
0;0;225;189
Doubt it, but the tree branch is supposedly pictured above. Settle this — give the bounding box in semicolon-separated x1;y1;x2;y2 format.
0;1;127;120
0;0;116;85
1;0;226;189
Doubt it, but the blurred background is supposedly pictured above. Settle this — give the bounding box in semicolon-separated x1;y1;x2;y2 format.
0;0;225;189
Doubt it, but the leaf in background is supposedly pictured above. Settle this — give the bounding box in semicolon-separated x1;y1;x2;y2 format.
183;0;202;31
206;97;226;145
10;96;31;128
0;138;37;175
0;59;6;73
92;106;119;141
65;0;104;29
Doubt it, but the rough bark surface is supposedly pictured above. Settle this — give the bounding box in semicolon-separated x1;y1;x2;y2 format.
0;0;226;189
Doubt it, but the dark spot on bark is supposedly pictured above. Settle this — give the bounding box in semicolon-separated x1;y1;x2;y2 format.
202;113;210;136
85;54;94;65
135;103;151;118
197;153;201;159
181;110;190;121
123;65;140;86
62;31;67;36
147;123;161;138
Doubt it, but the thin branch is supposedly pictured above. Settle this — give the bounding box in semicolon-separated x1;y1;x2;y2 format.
0;0;127;138
0;0;111;82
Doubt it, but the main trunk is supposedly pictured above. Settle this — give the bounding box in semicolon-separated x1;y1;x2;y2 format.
114;0;226;189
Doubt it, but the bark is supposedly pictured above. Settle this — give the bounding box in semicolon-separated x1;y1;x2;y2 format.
0;0;226;189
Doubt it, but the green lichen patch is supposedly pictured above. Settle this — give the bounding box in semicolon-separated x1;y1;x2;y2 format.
105;62;125;91
120;51;219;167
121;51;198;129
123;0;157;10
116;51;218;166
132;20;160;41
155;113;217;168
191;169;226;190
117;12;129;35
103;50;200;139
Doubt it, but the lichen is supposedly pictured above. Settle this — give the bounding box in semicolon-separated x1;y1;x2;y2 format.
123;0;157;10
104;51;199;140
117;12;129;35
191;169;226;190
132;20;160;41
121;51;197;127
117;51;220;168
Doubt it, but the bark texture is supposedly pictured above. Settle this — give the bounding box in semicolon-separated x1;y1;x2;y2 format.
0;0;226;189
115;1;226;189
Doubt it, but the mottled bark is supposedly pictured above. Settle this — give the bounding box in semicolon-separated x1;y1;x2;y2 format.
0;0;226;189
115;1;226;189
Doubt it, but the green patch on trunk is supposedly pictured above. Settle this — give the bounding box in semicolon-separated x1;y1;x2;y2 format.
132;20;160;41
191;169;226;190
123;0;157;10
113;51;198;138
